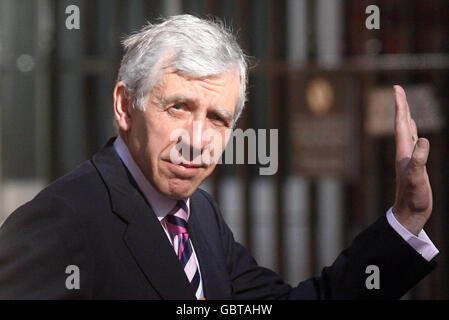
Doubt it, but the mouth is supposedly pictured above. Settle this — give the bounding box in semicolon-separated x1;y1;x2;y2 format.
163;160;205;178
178;162;203;168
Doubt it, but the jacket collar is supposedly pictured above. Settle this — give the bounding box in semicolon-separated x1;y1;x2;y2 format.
91;137;196;299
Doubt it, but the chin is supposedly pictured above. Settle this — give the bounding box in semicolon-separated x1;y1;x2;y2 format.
165;179;198;199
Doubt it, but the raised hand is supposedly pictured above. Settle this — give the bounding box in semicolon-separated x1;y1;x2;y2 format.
392;85;432;236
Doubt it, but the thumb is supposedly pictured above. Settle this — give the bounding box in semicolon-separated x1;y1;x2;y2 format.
409;138;430;172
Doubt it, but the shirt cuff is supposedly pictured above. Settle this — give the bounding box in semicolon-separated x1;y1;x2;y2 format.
386;207;439;261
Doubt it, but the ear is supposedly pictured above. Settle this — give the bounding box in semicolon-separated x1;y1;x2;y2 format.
113;82;133;132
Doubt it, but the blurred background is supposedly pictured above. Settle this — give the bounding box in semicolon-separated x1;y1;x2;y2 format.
0;0;448;299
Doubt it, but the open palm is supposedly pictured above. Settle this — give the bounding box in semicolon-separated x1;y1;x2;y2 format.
392;85;433;236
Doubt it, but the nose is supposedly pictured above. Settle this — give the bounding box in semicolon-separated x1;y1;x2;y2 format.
191;119;205;153
180;117;211;163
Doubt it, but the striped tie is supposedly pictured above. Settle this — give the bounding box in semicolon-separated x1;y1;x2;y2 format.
164;200;204;300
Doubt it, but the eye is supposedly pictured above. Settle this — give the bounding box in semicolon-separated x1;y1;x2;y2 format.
171;103;186;111
208;113;227;126
168;103;189;115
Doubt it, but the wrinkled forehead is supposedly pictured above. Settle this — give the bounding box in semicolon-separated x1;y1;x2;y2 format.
152;67;241;106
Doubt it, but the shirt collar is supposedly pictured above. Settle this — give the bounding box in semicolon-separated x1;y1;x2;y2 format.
113;135;190;221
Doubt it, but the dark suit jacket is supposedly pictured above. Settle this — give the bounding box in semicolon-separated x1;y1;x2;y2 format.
0;138;436;299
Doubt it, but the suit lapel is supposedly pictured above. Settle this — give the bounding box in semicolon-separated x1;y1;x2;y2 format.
92;138;196;300
188;194;232;299
123;196;196;299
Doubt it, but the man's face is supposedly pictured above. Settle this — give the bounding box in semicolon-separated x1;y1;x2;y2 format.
121;69;240;199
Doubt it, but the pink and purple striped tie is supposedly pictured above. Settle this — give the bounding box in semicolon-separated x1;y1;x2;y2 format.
164;200;205;300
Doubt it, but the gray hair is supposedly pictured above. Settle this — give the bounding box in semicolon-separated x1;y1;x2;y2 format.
117;14;248;123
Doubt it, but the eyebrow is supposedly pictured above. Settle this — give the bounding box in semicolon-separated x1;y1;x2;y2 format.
210;107;234;123
160;94;198;106
161;94;235;123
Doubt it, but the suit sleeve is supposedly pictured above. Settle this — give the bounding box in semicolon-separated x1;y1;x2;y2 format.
0;195;93;299
287;216;437;299
200;191;437;299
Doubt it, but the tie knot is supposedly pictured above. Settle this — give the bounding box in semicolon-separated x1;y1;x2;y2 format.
176;200;188;215
165;200;189;236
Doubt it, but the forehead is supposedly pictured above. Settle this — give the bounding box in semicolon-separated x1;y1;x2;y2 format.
154;69;240;106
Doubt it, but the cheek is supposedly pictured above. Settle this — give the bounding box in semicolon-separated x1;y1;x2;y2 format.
128;122;162;167
147;132;168;159
145;123;181;165
211;129;231;157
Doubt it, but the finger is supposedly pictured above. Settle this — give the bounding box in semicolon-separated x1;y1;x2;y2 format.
394;85;414;160
410;118;418;144
394;85;411;120
394;85;412;122
394;85;407;122
409;138;430;174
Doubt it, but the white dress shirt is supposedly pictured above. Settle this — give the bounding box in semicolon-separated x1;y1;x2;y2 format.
387;208;439;261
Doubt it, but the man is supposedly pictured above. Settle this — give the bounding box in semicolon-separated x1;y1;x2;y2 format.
0;15;438;299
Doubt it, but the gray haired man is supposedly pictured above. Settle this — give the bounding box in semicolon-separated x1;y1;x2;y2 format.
0;15;437;299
